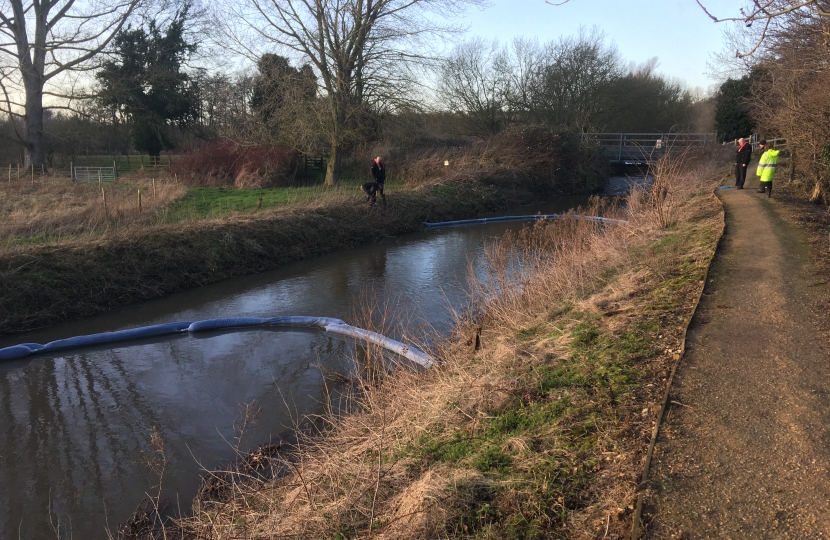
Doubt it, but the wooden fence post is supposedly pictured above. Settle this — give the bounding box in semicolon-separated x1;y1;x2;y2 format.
152;177;156;198
70;160;74;182
98;169;102;185
102;187;108;217
31;164;34;185
138;189;142;213
7;164;10;183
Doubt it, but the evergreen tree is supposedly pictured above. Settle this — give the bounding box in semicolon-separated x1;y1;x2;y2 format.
97;7;197;157
249;54;317;144
714;76;754;142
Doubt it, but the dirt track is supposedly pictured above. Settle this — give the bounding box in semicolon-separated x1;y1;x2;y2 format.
645;171;830;538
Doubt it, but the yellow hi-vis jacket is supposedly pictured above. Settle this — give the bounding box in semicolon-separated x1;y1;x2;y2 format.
757;148;780;183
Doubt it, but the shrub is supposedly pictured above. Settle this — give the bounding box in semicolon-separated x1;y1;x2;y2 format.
169;140;299;188
387;128;608;194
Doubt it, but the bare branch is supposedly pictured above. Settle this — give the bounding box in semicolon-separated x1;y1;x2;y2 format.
0;0;141;166
218;0;483;184
696;0;823;23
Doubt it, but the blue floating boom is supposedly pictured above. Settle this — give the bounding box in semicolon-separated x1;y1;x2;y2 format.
0;316;434;368
423;214;626;227
41;321;194;354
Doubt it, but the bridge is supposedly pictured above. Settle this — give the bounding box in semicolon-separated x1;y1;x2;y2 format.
581;133;716;165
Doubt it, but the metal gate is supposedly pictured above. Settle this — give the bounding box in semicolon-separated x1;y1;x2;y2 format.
73;166;116;183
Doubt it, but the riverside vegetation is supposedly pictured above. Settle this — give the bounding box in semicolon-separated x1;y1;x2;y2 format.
0;130;603;335
117;146;731;539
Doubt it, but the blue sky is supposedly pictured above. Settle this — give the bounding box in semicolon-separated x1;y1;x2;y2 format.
460;0;731;92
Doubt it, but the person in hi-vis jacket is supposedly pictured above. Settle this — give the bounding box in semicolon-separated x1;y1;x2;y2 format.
756;140;780;198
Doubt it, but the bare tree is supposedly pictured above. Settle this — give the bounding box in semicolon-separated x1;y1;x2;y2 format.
741;3;830;202
223;0;483;186
0;0;142;168
499;37;544;125
696;1;830;202
530;28;621;131
601;59;693;132
439;29;695;134
438;38;510;137
192;71;259;140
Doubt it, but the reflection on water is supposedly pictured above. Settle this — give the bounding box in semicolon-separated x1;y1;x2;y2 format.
0;190;636;538
605;172;649;196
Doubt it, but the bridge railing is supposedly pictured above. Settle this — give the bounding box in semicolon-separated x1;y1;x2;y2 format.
582;133;717;164
722;134;788;153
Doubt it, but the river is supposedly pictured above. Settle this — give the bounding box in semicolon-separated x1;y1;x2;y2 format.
0;179;637;538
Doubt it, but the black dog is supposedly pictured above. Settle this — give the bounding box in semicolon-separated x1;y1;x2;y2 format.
361;181;380;204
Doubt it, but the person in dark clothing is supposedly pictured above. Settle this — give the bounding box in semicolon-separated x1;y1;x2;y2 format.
371;156;386;205
734;137;752;189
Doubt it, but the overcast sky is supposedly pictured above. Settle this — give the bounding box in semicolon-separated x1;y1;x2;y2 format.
459;0;733;93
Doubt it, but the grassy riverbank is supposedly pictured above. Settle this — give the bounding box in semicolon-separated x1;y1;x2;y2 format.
154;150;728;539
0;130;604;336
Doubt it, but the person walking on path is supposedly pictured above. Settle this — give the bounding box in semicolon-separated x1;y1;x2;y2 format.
734;137;752;189
756;139;780;197
371;156;387;206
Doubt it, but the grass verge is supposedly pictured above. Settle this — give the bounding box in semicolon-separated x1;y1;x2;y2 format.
159;150;727;539
162;178;377;222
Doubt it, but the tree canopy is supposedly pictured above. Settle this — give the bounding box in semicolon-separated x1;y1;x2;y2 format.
439;32;698;137
227;0;484;185
97;8;197;157
249;54;317;147
714;76;755;142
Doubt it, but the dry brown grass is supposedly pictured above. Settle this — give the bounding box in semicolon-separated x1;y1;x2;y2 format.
349;129;606;194
626;146;727;231
160;150;727;540
0;173;186;247
472;198;627;332
0;130;602;257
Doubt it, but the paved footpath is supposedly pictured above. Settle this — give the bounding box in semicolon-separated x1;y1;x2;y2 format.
645;172;830;539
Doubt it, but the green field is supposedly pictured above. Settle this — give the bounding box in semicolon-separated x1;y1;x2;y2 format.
162;176;379;222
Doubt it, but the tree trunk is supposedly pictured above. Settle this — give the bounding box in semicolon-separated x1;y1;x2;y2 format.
23;87;46;168
325;143;342;186
17;0;48;170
